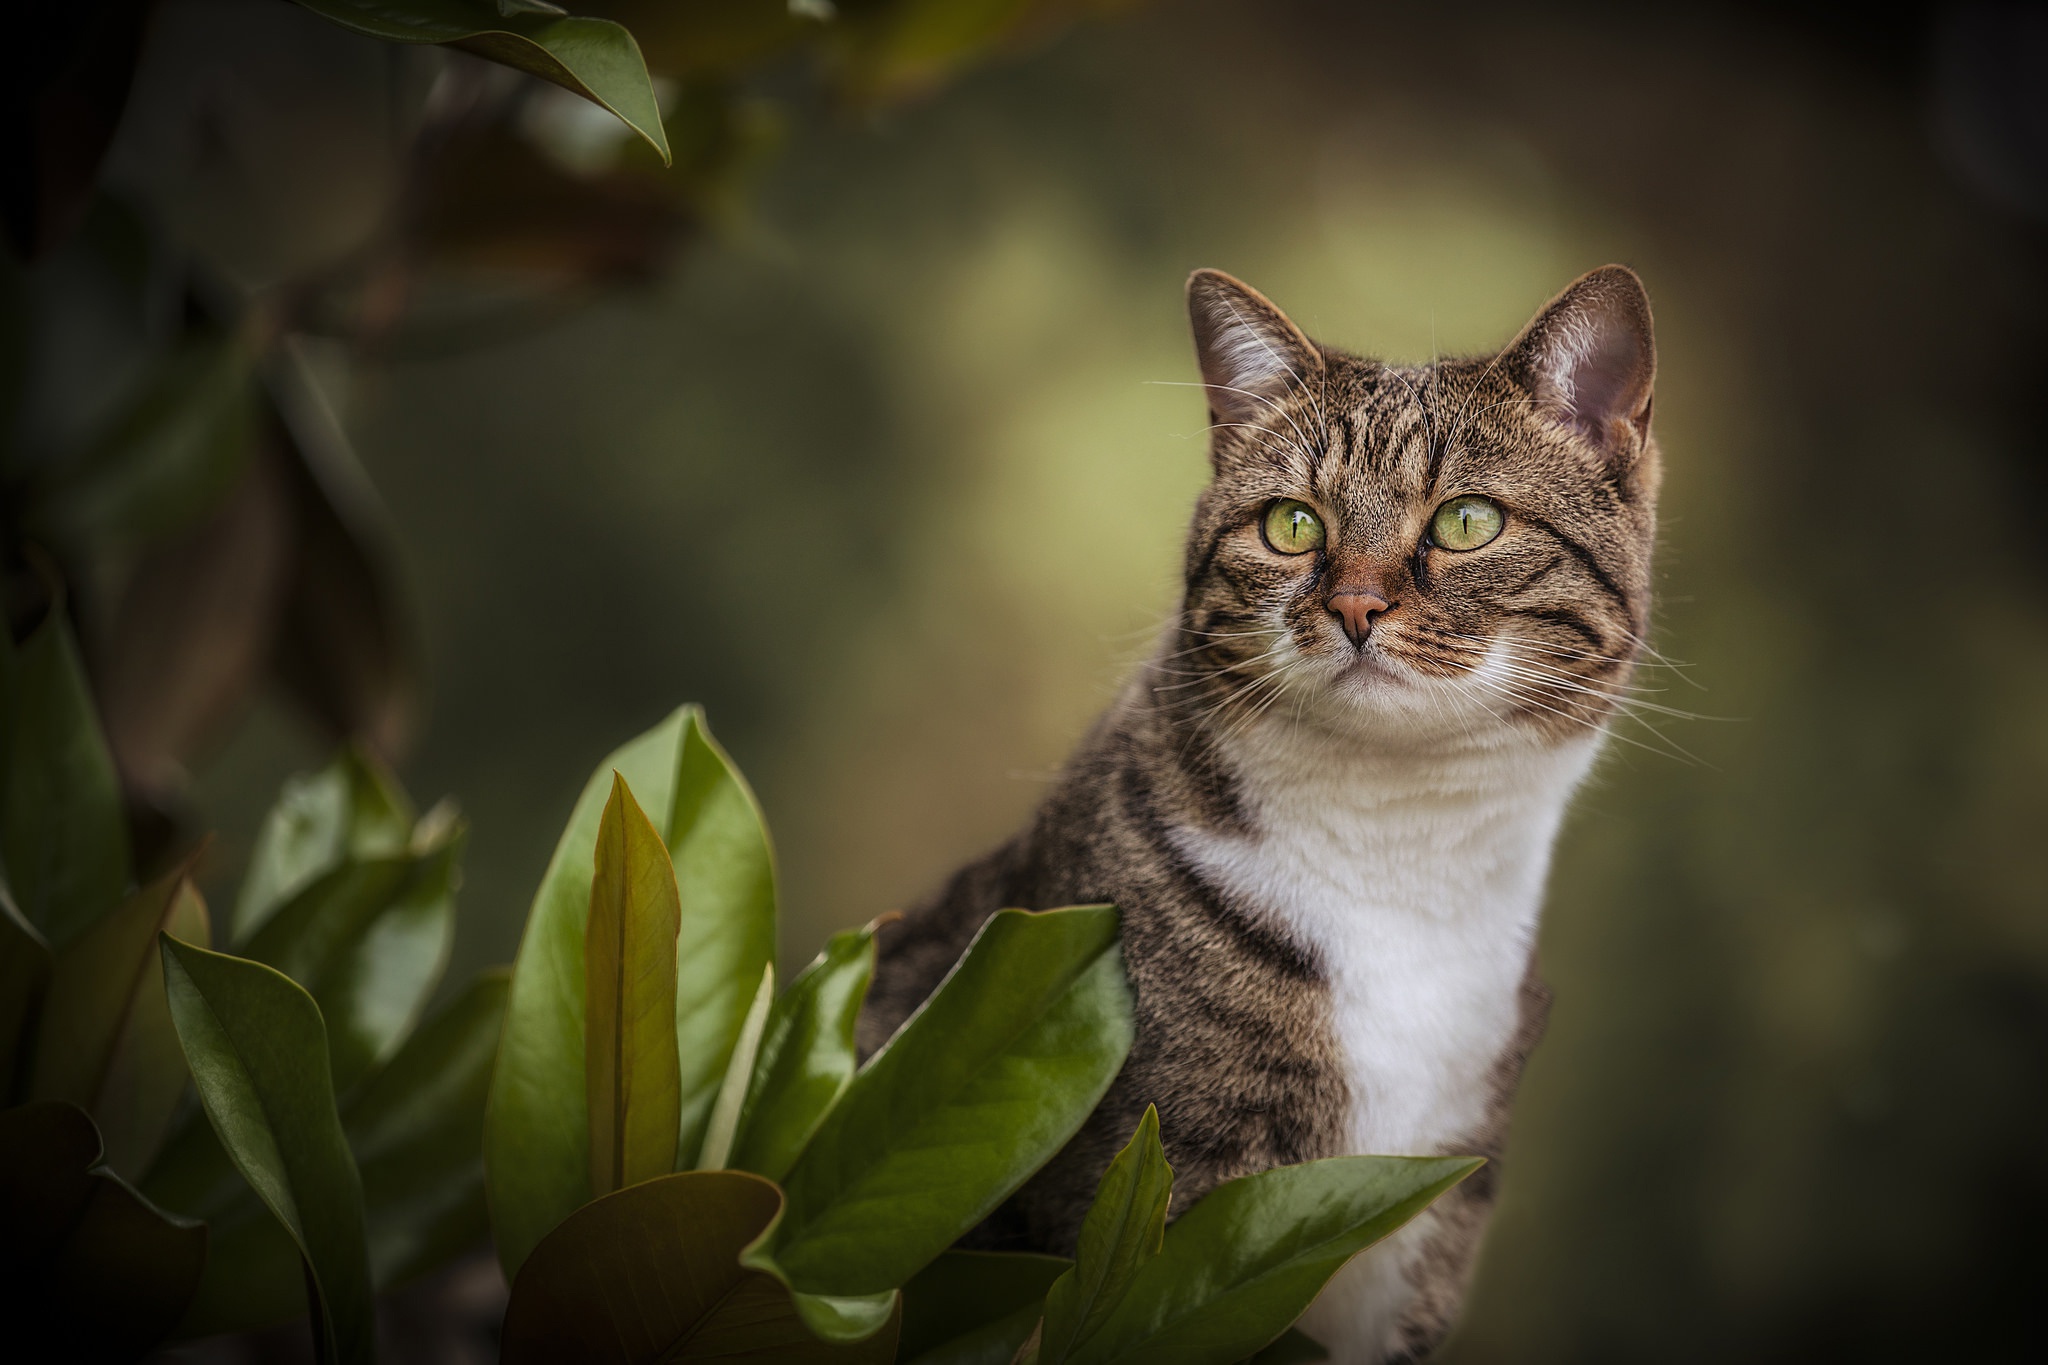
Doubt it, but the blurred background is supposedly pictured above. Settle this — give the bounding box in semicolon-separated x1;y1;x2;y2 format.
9;0;2047;1359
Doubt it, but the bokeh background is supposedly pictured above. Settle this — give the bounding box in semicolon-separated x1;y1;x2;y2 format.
12;1;2047;1359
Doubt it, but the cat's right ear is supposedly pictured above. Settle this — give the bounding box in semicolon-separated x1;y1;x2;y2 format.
1187;270;1320;425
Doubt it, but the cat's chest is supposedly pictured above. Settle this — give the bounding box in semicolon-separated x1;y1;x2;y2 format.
1172;741;1589;1155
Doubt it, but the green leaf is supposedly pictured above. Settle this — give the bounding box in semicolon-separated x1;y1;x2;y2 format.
696;958;774;1171
233;747;414;944
160;936;375;1365
487;704;775;1276
348;968;509;1287
0;605;130;947
30;865;211;1177
668;707;778;1167
0;884;53;1103
756;905;1133;1298
0;1101;208;1361
1240;1328;1329;1364
899;1252;1071;1364
1063;1155;1484;1365
1039;1104;1173;1364
584;772;683;1196
291;0;672;164
500;1169;898;1364
728;924;875;1182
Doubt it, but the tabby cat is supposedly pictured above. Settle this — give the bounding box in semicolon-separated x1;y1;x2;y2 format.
858;265;1661;1362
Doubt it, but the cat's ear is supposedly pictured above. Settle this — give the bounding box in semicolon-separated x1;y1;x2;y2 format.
1187;269;1321;424
1506;265;1656;461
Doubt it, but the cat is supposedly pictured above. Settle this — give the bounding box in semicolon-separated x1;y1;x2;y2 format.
857;264;1661;1362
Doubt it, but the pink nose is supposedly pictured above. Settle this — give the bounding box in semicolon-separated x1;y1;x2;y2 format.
1328;591;1393;645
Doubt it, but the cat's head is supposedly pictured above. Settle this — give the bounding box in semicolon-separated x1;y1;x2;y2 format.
1167;266;1661;752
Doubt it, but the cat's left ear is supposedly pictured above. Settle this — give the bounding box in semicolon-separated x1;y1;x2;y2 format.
1506;265;1656;462
1187;269;1321;424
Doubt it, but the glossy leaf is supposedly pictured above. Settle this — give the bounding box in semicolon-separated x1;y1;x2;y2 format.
488;704;776;1276
696;959;774;1171
292;0;672;164
0;605;130;947
1038;1104;1173;1364
729;924;875;1181
0;1101;208;1361
1063;1155;1483;1365
899;1251;1071;1364
501;1169;898;1364
668;707;778;1168
758;906;1132;1297
160;936;375;1365
0;885;52;1102
30;867;211;1177
349;968;509;1287
584;773;683;1196
233;747;413;943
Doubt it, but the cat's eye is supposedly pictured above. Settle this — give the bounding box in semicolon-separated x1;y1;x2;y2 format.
1262;500;1325;555
1429;496;1505;552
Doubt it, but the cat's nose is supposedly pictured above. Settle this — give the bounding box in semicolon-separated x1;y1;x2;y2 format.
1328;590;1393;646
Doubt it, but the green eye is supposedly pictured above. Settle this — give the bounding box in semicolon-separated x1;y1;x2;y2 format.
1262;500;1325;555
1430;495;1505;552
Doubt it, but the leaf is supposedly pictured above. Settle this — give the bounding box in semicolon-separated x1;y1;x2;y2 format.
0;1100;208;1361
756;906;1133;1298
584;773;683;1197
0;604;131;947
1239;1328;1330;1364
1038;1104;1173;1364
1062;1155;1484;1365
160;936;375;1365
899;1252;1071;1364
668;707;778;1168
348;968;509;1287
500;1169;898;1364
291;0;672;164
29;867;212;1177
0;884;53;1103
233;747;413;944
696;959;774;1171
488;704;776;1276
728;924;875;1182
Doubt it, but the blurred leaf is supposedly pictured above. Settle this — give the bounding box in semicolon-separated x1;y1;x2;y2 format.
832;0;1032;103
0;1099;208;1361
160;936;375;1364
488;703;775;1276
1239;1328;1329;1364
292;0;672;164
348;968;508;1287
728;924;874;1182
501;1169;899;1363
233;746;413;944
2;2;151;259
0;885;53;1103
582;0;809;77
27;330;257;551
898;1251;1070;1364
1037;1104;1172;1364
1062;1155;1483;1365
30;864;210;1178
0;603;131;947
697;959;773;1171
756;906;1132;1298
584;773;683;1197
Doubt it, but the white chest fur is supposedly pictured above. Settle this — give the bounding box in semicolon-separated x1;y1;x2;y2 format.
1172;720;1598;1362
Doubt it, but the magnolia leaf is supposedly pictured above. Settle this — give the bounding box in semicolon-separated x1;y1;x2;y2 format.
233;747;413;944
728;923;875;1181
488;704;775;1276
899;1251;1071;1365
501;1169;898;1363
756;906;1132;1298
584;773;683;1196
160;937;375;1365
696;959;774;1171
292;0;672;164
0;885;53;1102
1038;1104;1173;1364
0;605;130;947
1063;1155;1483;1365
